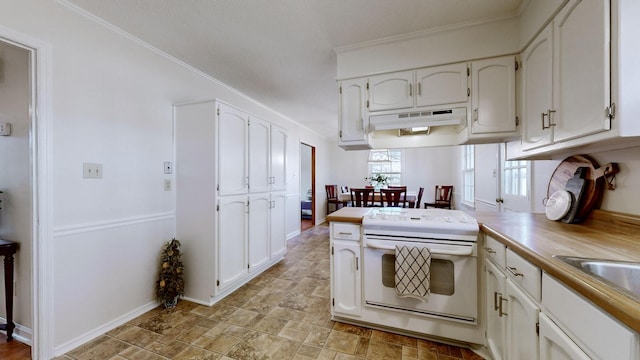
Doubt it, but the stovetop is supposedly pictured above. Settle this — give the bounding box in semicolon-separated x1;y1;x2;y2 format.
362;208;479;241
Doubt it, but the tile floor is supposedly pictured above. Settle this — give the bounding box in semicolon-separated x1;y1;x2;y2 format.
55;224;485;360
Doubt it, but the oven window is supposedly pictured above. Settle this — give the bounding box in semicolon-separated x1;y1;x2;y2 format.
381;254;455;295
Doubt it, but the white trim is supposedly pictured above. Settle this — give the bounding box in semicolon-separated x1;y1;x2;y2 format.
334;14;519;53
0;319;32;346
287;230;301;239
0;25;54;360
52;0;327;140
52;301;159;357
53;212;175;237
474;198;497;209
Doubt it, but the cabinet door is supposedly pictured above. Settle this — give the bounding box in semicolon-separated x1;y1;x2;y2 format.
522;25;554;150
539;313;590;360
339;78;368;143
417;63;468;107
217;195;248;291
270;125;287;191
218;103;248;195
270;191;287;259
249;193;270;271
486;261;507;360
471;56;516;134
331;240;361;316
249;117;271;193
553;0;611;143
505;279;540;360
368;70;414;111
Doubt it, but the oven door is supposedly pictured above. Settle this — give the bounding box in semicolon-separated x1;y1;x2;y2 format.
363;235;478;323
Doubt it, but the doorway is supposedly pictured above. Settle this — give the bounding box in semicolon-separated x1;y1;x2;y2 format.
300;143;315;231
0;37;34;355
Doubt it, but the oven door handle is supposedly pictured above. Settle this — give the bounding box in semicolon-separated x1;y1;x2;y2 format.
364;240;474;256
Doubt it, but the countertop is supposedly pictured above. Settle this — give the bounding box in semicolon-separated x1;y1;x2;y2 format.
326;207;640;333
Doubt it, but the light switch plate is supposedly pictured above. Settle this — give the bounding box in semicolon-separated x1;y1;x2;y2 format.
164;161;172;174
83;163;103;178
0;122;11;136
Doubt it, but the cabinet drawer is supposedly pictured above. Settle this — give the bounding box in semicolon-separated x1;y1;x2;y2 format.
332;223;361;241
484;235;506;268
543;273;638;360
505;249;541;301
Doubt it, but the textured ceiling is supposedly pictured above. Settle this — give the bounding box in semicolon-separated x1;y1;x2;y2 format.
63;0;524;138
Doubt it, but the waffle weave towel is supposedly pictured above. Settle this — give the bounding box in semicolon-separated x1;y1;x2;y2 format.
395;245;431;301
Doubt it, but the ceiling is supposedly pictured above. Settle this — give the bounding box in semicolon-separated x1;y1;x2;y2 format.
64;0;524;138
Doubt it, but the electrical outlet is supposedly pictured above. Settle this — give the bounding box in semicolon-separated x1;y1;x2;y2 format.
164;179;172;191
164;161;173;174
83;163;103;178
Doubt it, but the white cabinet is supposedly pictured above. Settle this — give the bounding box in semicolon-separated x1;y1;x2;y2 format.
505;278;540;360
470;56;517;136
270;125;287;191
330;222;362;317
218;103;249;195
270;191;287;259
249;117;271;194
416;63;469;108
521;0;612;151
539;313;590;360
217;195;249;292
338;78;371;149
249;193;270;271
331;240;361;316
368;70;414;111
542;273;639;360
175;99;288;305
485;260;507;360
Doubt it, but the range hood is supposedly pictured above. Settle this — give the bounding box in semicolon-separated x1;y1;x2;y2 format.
369;107;466;131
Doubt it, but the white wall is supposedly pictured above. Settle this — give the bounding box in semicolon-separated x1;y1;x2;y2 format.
0;0;331;355
0;41;32;330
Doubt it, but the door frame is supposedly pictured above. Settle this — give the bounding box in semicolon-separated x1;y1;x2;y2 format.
300;142;316;228
0;29;53;359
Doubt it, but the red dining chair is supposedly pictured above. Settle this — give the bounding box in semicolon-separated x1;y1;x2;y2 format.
325;185;348;214
424;185;453;209
380;188;407;207
350;188;375;207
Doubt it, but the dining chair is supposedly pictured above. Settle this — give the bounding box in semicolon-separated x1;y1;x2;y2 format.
424;185;453;209
350;188;375;207
325;185;348;214
414;187;424;208
380;188;407;207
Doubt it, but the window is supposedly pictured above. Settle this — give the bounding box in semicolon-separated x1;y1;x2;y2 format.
368;149;402;185
462;145;474;205
503;160;528;197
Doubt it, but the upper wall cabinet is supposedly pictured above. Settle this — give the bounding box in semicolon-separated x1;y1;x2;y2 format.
270;125;287;191
368;70;414;111
470;56;517;135
521;0;612;152
368;64;470;112
338;78;372;150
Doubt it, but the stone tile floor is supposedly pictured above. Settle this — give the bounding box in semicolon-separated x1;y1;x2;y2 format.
56;224;485;359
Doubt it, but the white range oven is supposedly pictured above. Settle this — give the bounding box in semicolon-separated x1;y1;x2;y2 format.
361;208;480;325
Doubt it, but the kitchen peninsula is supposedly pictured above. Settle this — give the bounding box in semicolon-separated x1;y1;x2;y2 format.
328;207;640;359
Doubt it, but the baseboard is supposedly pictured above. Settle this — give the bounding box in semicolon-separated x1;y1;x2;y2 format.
53;300;159;357
0;319;32;346
287;230;301;239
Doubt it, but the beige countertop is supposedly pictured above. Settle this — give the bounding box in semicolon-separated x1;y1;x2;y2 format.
326;207;640;333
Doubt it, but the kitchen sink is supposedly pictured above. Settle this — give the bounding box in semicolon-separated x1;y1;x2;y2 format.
554;255;640;300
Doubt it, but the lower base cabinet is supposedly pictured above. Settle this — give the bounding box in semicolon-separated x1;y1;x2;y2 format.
539;313;590;360
485;260;506;360
330;222;362;317
505;278;540;360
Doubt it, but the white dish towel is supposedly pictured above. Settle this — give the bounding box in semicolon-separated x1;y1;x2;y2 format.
395;245;431;302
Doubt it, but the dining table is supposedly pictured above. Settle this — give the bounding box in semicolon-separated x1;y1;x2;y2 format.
339;190;418;207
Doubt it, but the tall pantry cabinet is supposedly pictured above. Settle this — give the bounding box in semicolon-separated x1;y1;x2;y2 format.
175;100;287;305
